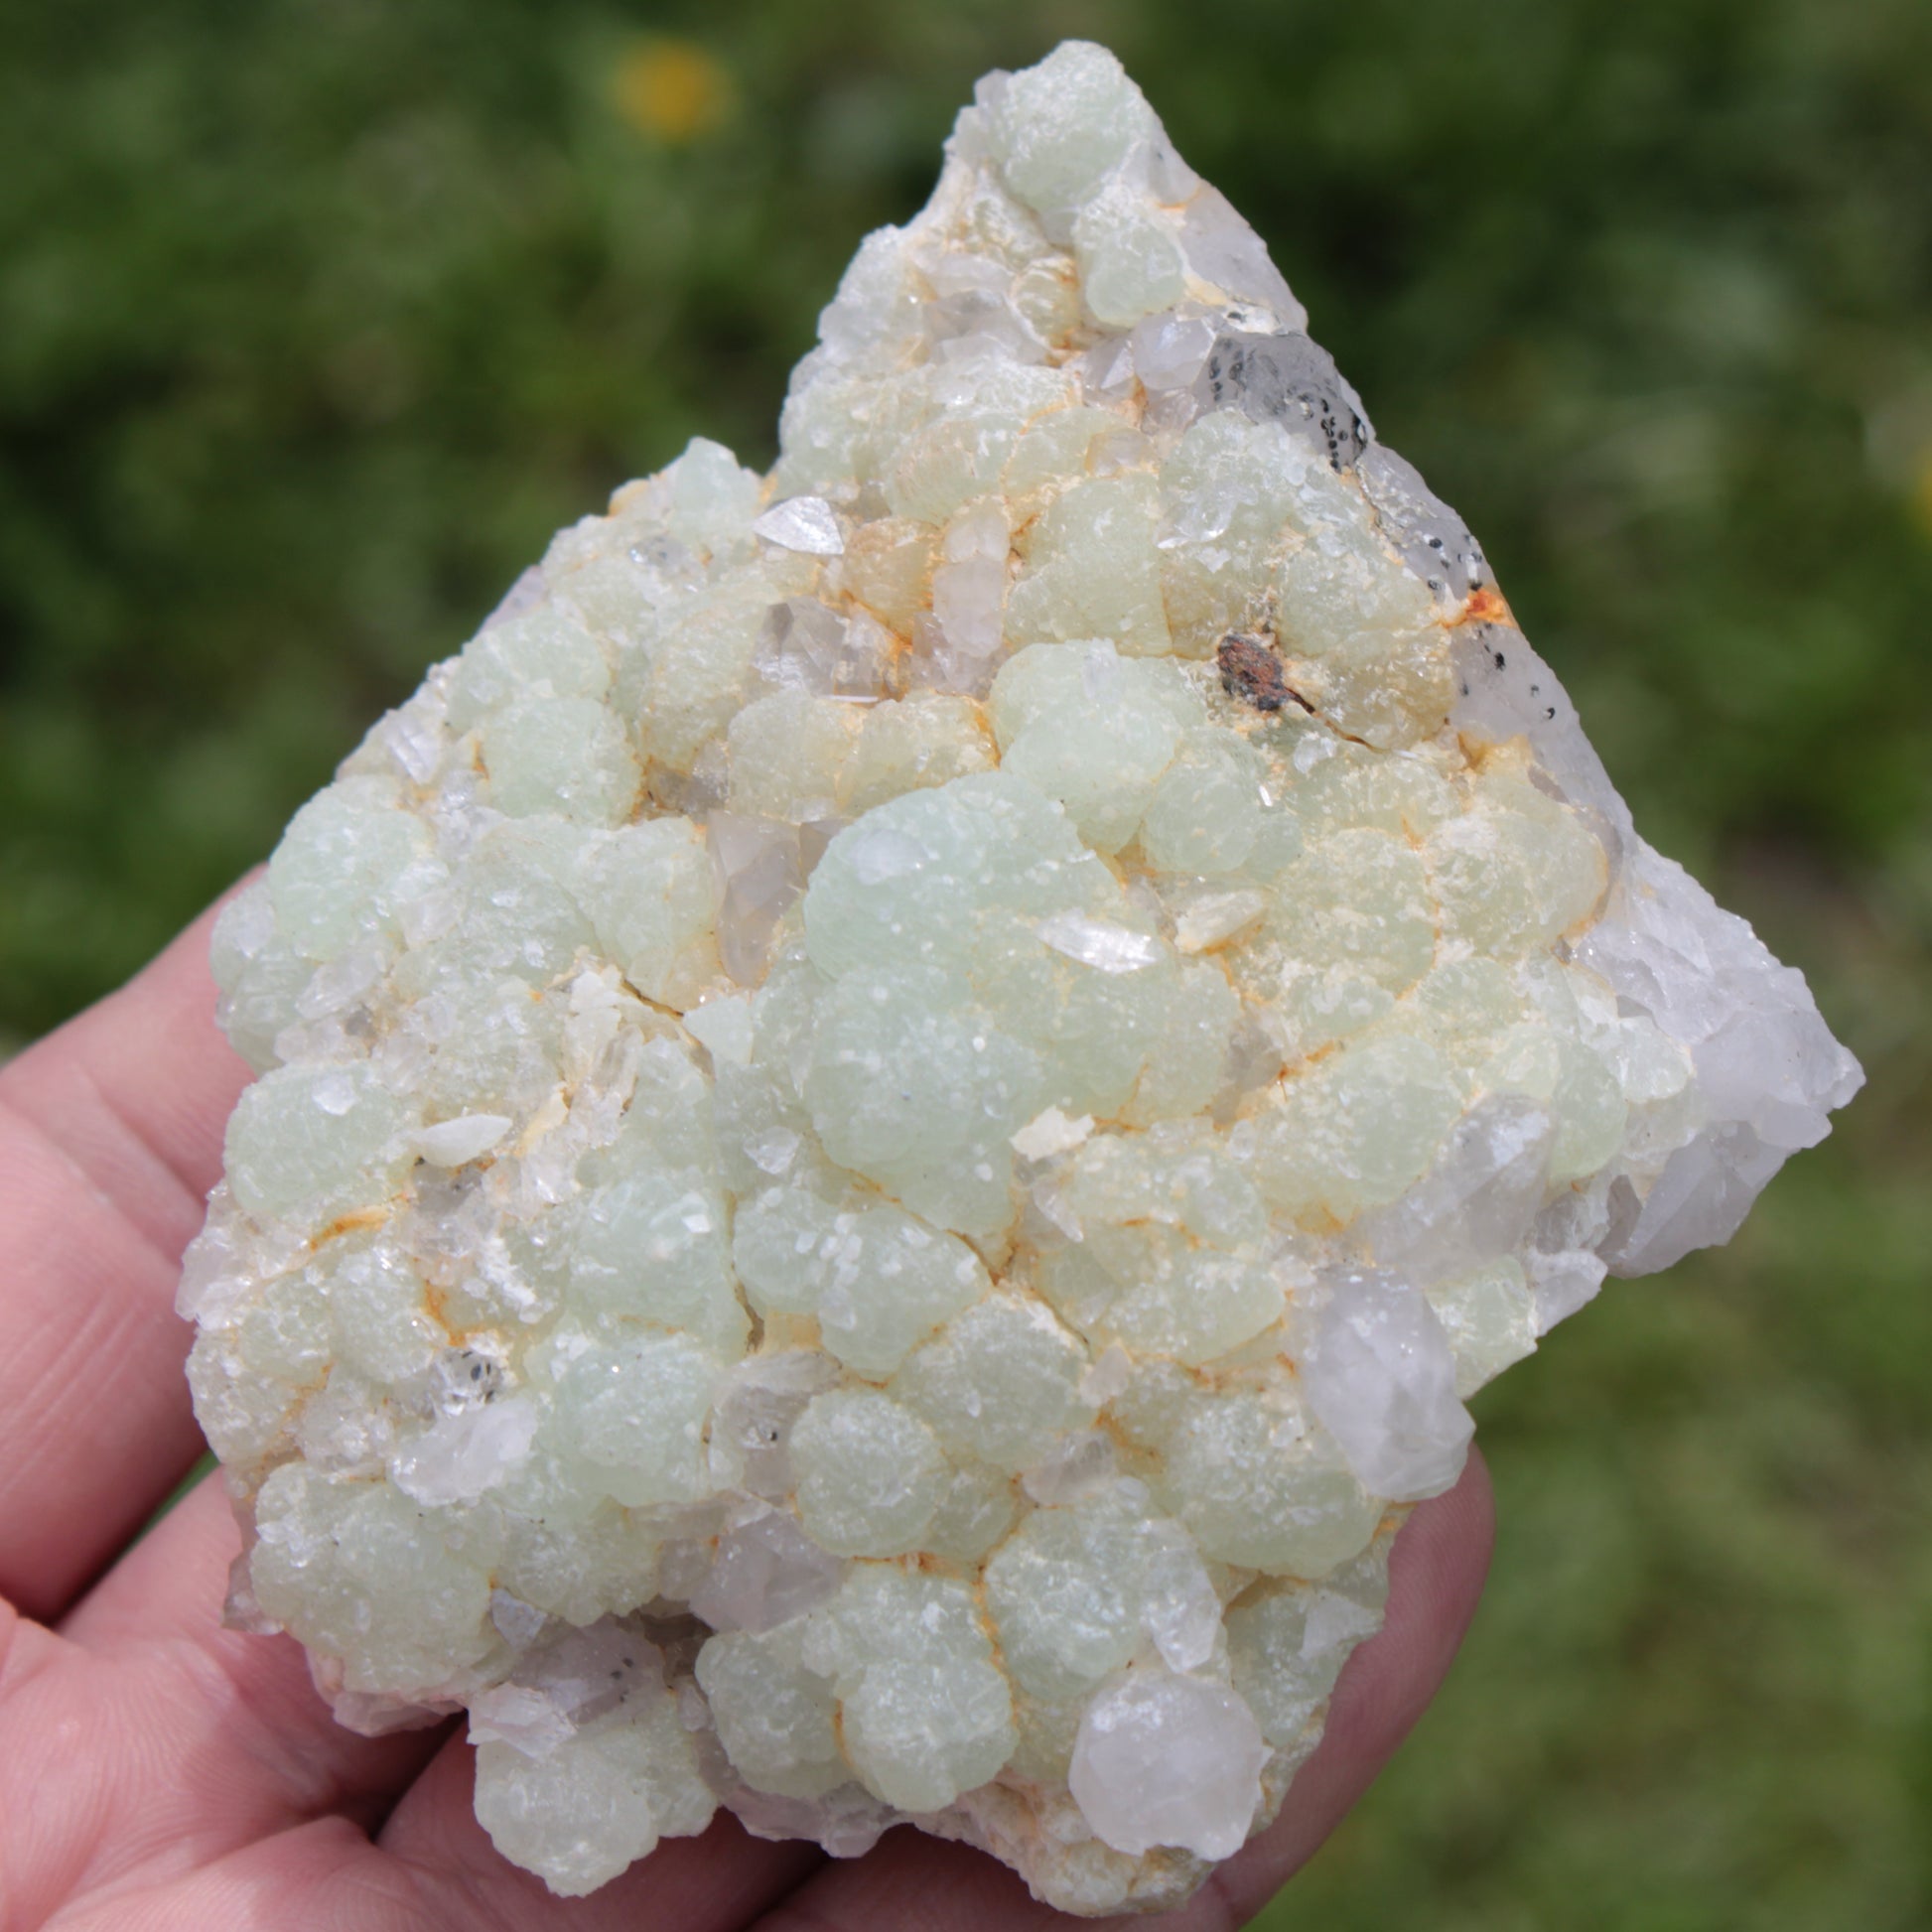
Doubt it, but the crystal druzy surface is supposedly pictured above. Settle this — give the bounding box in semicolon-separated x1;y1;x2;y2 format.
184;41;1863;1917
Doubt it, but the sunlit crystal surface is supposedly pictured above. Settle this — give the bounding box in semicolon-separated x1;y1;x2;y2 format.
185;40;1863;1916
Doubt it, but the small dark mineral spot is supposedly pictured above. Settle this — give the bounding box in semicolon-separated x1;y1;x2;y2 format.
1195;330;1370;470
1217;632;1315;716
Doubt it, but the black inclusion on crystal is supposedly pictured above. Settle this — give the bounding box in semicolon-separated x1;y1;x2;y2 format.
1357;445;1493;604
1193;329;1372;471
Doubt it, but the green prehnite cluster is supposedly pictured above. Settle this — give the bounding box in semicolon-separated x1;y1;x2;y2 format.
182;41;1861;1916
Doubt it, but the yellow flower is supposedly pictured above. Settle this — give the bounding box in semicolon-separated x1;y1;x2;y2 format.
611;39;735;145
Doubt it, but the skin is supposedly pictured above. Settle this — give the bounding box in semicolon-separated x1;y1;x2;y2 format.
0;896;1494;1932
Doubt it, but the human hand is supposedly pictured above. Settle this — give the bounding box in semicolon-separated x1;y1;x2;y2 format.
0;897;1494;1931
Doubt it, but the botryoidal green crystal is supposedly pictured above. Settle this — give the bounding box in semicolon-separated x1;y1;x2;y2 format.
182;41;1862;1915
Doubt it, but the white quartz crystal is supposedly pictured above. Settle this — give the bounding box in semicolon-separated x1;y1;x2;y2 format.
185;40;1862;1918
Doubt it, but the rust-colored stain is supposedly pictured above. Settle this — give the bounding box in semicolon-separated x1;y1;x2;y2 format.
1456;584;1513;626
1216;631;1316;716
310;1206;389;1249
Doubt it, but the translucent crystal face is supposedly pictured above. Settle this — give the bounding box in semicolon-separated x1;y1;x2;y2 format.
184;38;1863;1919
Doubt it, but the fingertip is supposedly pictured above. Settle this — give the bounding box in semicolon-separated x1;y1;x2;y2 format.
96;888;256;1200
1171;1449;1496;1929
1323;1448;1493;1768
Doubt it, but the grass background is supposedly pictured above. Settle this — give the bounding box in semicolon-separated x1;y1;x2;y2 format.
3;1;1929;1924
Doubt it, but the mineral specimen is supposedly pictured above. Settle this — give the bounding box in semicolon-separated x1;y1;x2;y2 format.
182;40;1863;1917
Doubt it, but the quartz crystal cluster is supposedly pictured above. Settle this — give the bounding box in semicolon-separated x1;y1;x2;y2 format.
183;41;1863;1916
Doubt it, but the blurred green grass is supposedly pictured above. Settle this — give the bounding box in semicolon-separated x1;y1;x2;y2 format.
3;1;1928;1925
